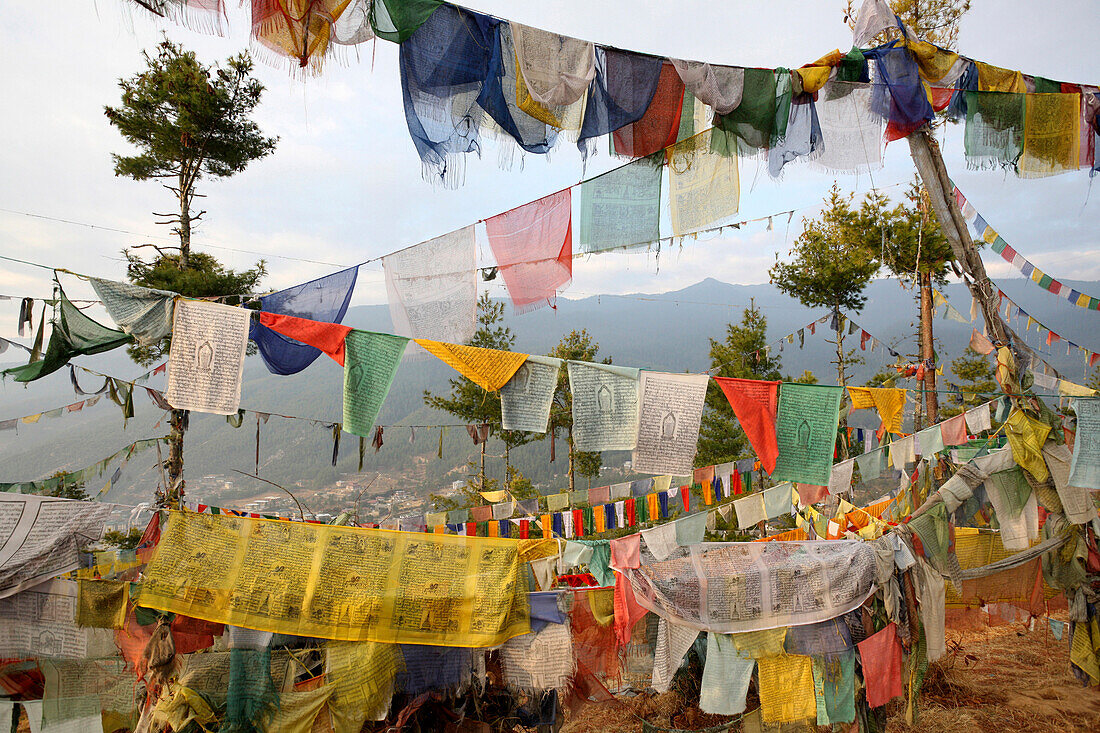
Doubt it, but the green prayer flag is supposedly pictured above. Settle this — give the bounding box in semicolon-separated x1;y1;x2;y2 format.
579;156;663;254
964;91;1024;169
1033;77;1062;94
370;0;442;42
676;89;697;142
991;236;1008;254
342;330;409;438
1038;274;1053;290
836;47;866;83
5;288;132;383
715;67;777;151
772;383;843;487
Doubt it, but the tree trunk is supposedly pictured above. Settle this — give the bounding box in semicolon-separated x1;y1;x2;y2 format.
178;173;191;268
165;409;186;506
504;444;511;491
479;439;486;492
919;271;939;425
906;128;1052;379
835;309;850;460
567;435;575;493
913;290;924;432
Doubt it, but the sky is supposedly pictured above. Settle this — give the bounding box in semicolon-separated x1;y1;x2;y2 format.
0;0;1098;341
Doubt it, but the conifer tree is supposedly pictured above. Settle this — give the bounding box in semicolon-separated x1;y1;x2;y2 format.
106;40;277;503
695;304;781;467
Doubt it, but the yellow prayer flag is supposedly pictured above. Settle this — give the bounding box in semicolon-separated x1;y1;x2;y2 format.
1020;92;1081;178
905;39;960;83
76;579;129;629
982;227;998;244
21;413;42;424
1004;408;1052;483
540;514;552;540
846;387;906;434
140;511;529;647
647;493;659;518
1078;294;1091;308
593;509;606;534
414;340;529;392
1031;268;1045;284
1059;380;1096;397
758;655;817;723
976;62;1025;93
796;64;833;94
480;490;510;503
653;475;672;493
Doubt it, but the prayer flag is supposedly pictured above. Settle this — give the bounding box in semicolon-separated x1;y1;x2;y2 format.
250;267;358;375
846;387;906;434
666;129;740;236
415;340;527;392
485;190;573;313
632;372;709;475
165;300;250;416
383;226;477;343
258;312;353;366
714;378;780;473
857;623;904;707
578;157;663;253
500;355;561;433
772;383;843;487
567;361;641;452
343;331;409;437
612;61;685;158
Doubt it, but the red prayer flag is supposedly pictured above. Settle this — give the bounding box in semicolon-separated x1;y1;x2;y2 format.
857;623;904;707
940;414;967;446
519;519;530;539
1091;352;1100;368
625;498;636;526
258;312;353;366
609;533;641;570
681;487;690;512
693;465;715;487
861;329;871;351
612;61;685;158
485;190;573;313
613;571;649;646
466;521;477;537
714;378;781;474
572;508;585;538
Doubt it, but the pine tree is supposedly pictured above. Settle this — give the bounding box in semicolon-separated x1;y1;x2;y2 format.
942;347;996;416
769;185;879;389
105;40;277;503
423;293;537;494
695;304;782;467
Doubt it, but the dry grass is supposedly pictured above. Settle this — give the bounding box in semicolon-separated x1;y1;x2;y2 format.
562;614;1100;733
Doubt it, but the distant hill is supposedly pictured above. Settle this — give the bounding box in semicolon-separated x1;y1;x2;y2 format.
1;276;1096;509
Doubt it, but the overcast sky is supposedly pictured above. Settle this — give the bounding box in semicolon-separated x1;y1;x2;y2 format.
0;0;1097;340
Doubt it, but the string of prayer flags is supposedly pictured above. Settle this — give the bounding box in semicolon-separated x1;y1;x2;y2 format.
258;312;353;366
714;378;780;474
772;383;843;487
578;156;663;254
165;300;250;416
250;267;358;375
846;387;906;435
382;226;477;343
485;190;573;313
500;355;561;433
666;129;740;236
415;340;528;392
89;278;175;347
954;184;1100;311
4;286;132;383
632;372;709;475
567;361;641;452
343;331;410;438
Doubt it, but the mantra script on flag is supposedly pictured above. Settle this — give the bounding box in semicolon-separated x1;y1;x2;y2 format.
139;511;529;648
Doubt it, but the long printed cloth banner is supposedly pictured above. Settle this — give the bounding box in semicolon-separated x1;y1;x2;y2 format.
139;511;530;647
623;539;877;633
0;494;115;598
954;184;1100;311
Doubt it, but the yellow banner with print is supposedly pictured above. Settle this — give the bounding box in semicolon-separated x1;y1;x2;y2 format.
139;511;529;647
